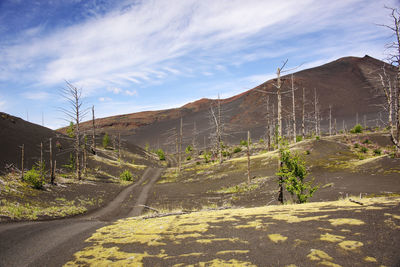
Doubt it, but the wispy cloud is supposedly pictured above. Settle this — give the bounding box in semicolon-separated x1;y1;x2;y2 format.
1;0;395;95
21;91;50;100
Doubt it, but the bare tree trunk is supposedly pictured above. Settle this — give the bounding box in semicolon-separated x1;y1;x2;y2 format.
247;131;251;184
83;134;87;175
218;95;223;164
334;118;337;135
92;105;96;152
277;68;282;139
40;142;43;166
21;144;24;181
364;114;367;129
265;95;271;150
329;105;332;136
314;88;318;136
50;138;54;184
291;75;296;143
179;117;182;171
276;65;285;204
118;133;121;161
343;120;346;133
302;87;306;139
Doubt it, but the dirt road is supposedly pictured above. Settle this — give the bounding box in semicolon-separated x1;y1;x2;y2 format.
0;167;162;267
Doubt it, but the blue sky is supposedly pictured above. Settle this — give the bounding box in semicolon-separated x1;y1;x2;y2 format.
0;0;397;129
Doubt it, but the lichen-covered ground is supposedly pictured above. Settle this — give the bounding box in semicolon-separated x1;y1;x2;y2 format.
65;197;400;267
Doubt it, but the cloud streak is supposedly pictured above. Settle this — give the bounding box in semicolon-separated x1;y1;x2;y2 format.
1;0;395;94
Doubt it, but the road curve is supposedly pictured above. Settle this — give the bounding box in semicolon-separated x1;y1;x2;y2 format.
0;167;162;267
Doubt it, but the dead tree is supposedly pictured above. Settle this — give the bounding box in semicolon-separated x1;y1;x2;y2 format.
92;105;96;153
329;105;332;136
20;144;24;181
380;7;400;150
49;138;55;184
302;87;306;139
192;121;198;153
291;75;297;142
247;131;251;184
274;60;287;204
314;88;319;136
210;95;223;164
60;81;87;180
179;117;183;170
379;66;400;149
265;94;271;150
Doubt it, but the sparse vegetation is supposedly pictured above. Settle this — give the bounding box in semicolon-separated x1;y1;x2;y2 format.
360;146;368;153
277;140;318;203
23;165;45;189
102;133;110;148
233;147;242;153
350;124;363;134
156;149;166;161
120;170;133;181
373;148;382;155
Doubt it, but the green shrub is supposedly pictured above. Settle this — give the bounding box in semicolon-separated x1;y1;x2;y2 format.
222;151;230;157
373;148;382;155
360;146;368;153
362;138;371;144
66;121;75;138
296;136;303;142
156;149;166;160
102;133;110;148
315;136;320;140
277;140;318;203
203;152;211;163
24;165;45;189
304;150;310;155
259;138;264;144
240;140;247;146
120;170;133;181
233;147;242;153
186;156;191;161
185;145;193;154
354;143;359;148
350;124;363;134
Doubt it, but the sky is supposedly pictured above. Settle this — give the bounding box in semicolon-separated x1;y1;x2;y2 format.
0;0;398;129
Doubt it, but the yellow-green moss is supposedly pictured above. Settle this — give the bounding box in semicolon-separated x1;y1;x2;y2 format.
338;240;363;251
268;234;288;243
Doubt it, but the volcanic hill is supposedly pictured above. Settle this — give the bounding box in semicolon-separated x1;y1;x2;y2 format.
70;55;394;151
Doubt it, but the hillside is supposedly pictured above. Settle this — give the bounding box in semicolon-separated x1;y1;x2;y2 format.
69;55;395;152
0;112;69;171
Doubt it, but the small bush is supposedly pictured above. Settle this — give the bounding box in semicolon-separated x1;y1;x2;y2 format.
185;145;193;154
296;136;303;142
24;166;45;189
373;148;382;156
360;146;368;153
315;136;320;140
304;150;310;155
362;138;371;144
233;147;242;153
156;149;166;160
354;143;359;149
203;152;211;163
259;138;264;144
186;156;191;161
240;140;247;146
350;124;363;134
222;151;230;157
120;170;133;181
102;133;110;148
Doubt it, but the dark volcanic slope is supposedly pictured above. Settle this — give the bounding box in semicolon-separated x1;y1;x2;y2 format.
72;55;394;152
0;112;69;172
